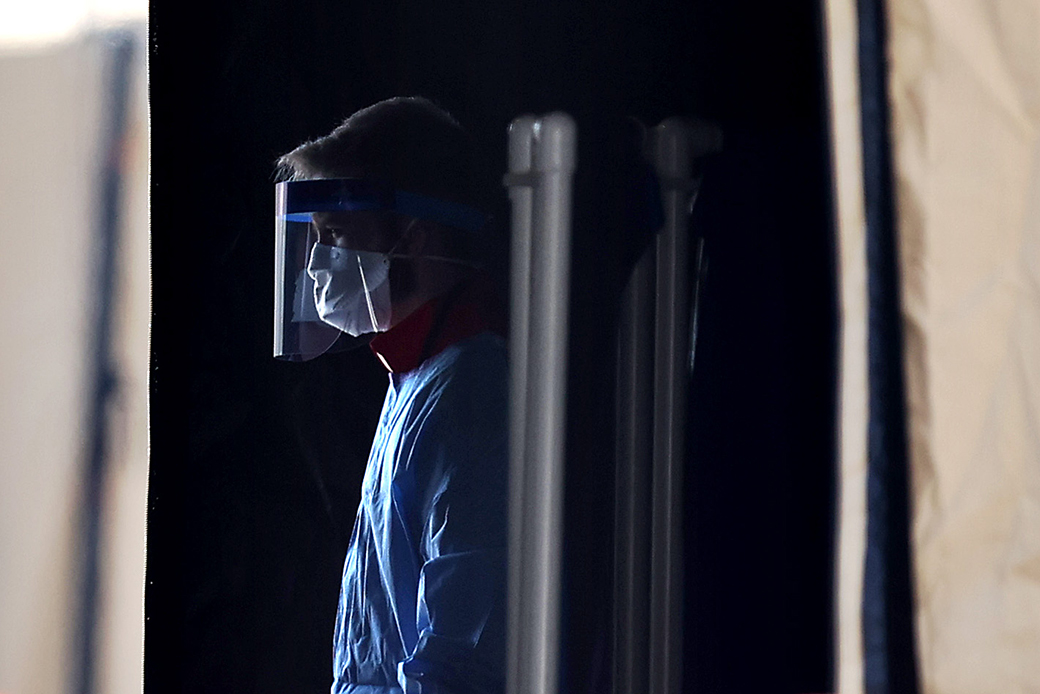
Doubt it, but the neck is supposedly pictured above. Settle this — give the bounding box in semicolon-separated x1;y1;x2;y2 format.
389;261;471;329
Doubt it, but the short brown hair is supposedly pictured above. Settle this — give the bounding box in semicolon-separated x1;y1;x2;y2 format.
276;96;480;209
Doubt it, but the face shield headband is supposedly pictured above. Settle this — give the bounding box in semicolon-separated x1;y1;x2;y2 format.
273;178;487;361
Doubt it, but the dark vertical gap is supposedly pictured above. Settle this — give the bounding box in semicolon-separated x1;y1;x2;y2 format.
145;1;188;688
73;29;135;694
857;0;921;691
680;0;838;691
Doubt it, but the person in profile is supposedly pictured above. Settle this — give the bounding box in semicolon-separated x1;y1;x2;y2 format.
274;97;508;694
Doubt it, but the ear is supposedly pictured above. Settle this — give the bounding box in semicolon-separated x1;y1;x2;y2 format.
400;218;432;255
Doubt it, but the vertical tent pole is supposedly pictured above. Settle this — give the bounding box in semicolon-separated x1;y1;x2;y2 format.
506;116;536;694
614;248;656;694
648;119;695;694
506;113;577;694
614;118;719;694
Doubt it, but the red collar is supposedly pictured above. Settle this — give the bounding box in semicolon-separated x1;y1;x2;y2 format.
369;273;505;374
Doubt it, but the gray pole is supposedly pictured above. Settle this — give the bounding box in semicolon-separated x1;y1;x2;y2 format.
505;113;577;694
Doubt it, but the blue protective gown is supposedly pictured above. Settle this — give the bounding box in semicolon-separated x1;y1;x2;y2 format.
332;332;508;694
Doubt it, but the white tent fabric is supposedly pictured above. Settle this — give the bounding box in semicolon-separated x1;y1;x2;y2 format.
822;0;870;691
0;30;149;694
827;0;1040;690
886;0;1040;691
0;38;105;693
827;0;1040;691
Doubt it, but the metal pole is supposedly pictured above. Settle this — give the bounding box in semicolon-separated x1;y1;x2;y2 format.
506;115;536;694
505;112;577;694
613;117;720;694
614;248;656;694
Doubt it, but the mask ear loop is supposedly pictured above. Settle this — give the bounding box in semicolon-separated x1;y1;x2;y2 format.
387;218;483;269
387;218;419;258
356;254;380;333
349;219;418;334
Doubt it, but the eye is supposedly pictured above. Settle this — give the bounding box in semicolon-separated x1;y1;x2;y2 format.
315;225;344;245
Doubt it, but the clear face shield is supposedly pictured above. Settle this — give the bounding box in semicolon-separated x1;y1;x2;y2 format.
274;179;486;361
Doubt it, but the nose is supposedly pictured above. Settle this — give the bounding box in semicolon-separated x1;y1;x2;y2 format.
307;242;335;280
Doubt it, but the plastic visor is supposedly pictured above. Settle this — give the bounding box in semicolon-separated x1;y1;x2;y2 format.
274;179;486;361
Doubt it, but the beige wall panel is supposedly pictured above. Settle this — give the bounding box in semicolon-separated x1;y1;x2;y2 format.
887;0;1040;691
0;26;148;694
0;37;104;693
96;24;149;694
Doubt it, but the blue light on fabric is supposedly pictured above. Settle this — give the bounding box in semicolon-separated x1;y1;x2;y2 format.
332;333;508;694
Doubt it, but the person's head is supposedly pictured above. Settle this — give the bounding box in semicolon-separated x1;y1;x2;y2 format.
277;96;484;326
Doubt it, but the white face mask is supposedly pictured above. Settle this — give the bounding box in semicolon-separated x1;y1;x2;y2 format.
306;243;392;336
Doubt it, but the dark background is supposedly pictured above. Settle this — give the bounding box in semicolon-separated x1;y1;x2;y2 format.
147;0;837;691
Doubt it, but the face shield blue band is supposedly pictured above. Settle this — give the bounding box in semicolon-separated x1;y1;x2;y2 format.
278;179;487;233
273;179;487;361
